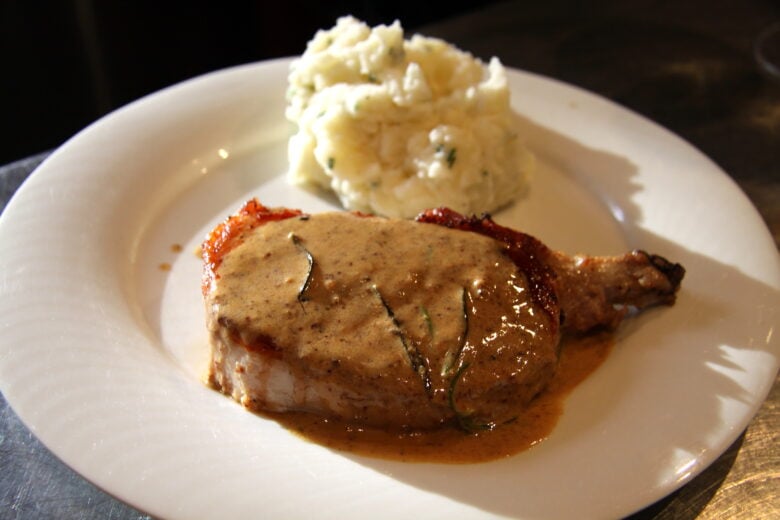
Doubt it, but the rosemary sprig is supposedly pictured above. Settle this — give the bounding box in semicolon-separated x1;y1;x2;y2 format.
372;285;432;395
441;287;470;376
289;233;314;305
420;305;434;340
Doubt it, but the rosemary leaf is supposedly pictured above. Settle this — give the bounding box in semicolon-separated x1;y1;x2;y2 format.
372;285;432;395
420;305;434;340
289;233;314;304
448;362;494;433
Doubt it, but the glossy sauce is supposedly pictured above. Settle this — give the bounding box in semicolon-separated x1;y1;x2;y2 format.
203;200;610;461
206;204;560;429
269;332;612;463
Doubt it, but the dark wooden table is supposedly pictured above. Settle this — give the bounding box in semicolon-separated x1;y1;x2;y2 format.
1;2;778;518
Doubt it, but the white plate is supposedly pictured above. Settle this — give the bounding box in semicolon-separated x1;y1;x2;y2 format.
1;58;778;520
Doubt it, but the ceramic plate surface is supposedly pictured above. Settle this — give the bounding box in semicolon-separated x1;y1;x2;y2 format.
0;58;778;520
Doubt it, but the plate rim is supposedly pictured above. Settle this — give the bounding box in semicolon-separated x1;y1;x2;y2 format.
0;57;778;519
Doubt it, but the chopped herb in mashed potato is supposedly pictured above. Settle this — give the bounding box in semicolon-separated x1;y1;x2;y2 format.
285;16;533;218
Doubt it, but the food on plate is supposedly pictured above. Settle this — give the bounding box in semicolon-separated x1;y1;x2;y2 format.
201;199;684;436
285;16;533;218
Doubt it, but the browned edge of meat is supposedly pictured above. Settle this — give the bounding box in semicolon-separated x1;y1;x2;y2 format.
415;207;685;334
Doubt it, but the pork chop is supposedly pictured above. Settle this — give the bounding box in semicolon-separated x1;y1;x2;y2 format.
202;200;684;431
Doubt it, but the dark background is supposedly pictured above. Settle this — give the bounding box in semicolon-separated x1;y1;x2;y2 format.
1;0;778;239
0;0;493;165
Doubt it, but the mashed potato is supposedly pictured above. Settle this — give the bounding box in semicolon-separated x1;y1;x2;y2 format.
286;16;533;218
